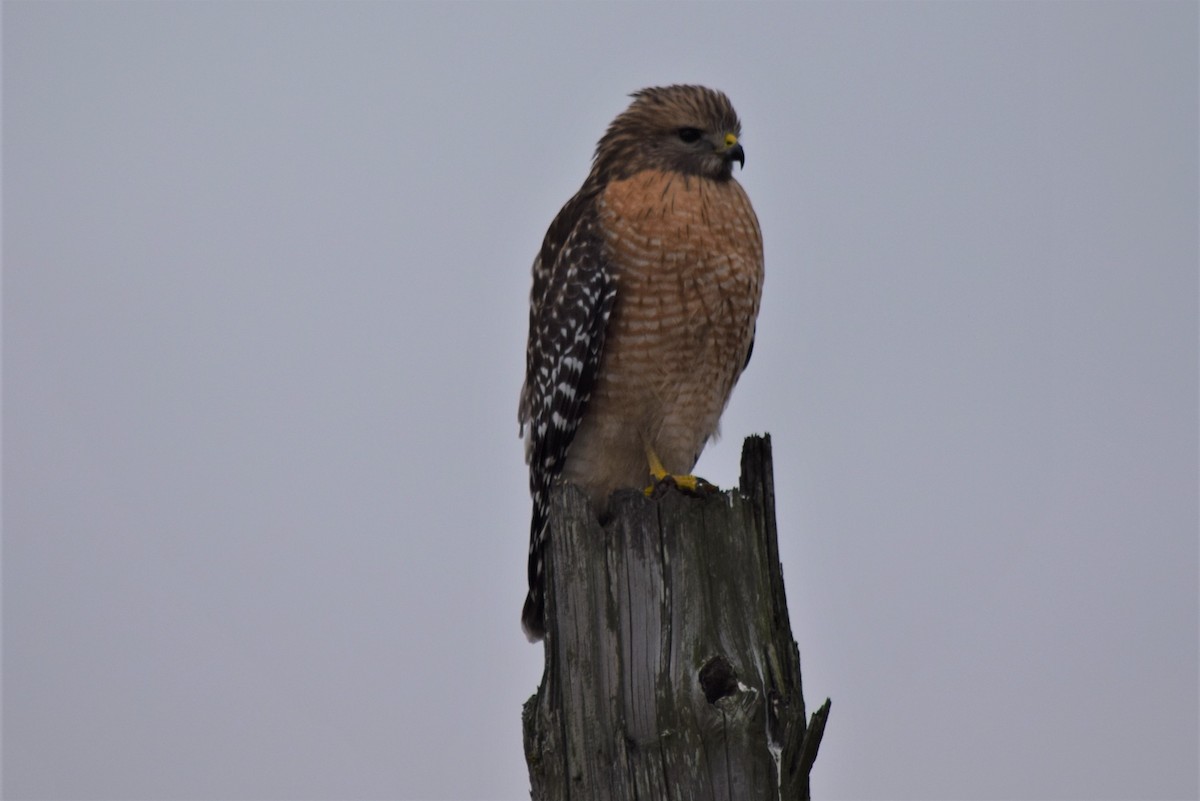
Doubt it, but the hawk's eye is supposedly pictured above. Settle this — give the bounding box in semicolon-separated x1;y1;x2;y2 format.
677;127;703;143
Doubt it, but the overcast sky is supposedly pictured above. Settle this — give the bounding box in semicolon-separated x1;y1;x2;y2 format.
4;2;1197;799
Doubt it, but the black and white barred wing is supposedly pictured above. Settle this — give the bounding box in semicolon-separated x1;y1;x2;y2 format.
518;201;616;642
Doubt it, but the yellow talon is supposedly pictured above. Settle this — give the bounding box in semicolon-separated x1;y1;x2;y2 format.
643;446;714;496
646;447;669;482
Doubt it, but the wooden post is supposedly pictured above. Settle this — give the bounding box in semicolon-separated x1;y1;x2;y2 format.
522;434;830;800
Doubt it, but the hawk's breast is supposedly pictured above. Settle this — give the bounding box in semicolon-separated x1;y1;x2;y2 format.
558;168;763;506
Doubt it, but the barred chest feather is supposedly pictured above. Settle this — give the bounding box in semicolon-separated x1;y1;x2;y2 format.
559;168;764;511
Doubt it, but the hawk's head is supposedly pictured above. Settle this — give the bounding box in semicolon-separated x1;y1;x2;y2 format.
592;85;745;182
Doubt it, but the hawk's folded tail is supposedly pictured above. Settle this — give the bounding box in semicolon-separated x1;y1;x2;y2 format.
521;586;546;643
521;501;549;642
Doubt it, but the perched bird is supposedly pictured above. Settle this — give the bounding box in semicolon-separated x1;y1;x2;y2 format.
518;85;764;642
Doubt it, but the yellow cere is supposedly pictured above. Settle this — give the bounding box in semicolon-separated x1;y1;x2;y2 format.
724;133;738;148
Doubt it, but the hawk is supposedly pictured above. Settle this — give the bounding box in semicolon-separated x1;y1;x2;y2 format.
519;85;764;641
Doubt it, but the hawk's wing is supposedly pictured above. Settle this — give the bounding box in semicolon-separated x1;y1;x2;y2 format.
518;189;617;641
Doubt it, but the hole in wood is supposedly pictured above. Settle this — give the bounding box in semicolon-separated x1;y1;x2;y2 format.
698;655;739;704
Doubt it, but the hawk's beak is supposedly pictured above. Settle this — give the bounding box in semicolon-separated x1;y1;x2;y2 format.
726;143;745;169
721;133;745;169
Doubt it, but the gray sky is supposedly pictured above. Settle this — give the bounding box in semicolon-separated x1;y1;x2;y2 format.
4;2;1197;799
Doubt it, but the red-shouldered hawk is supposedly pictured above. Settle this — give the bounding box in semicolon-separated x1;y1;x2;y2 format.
519;85;763;642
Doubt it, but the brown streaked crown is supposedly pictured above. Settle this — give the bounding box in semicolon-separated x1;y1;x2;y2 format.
589;85;744;183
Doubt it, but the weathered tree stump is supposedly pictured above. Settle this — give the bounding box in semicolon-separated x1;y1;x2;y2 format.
522;434;830;800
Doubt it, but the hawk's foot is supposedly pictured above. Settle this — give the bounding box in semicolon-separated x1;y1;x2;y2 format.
643;446;719;498
644;473;719;499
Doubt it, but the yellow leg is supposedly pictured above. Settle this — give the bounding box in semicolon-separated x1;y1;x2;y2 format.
643;445;712;496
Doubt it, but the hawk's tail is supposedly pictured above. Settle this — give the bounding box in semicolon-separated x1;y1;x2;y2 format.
521;499;549;642
521;586;546;643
